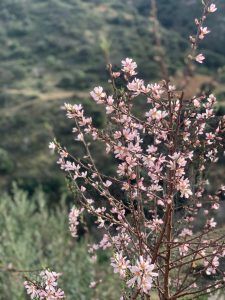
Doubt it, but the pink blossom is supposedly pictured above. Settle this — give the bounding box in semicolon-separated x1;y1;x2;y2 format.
54;289;65;299
206;218;217;229
179;228;193;237
112;72;121;78
107;95;114;105
40;270;61;292
121;58;137;76
195;18;200;25
90;86;106;103
148;83;164;99
68;207;83;238
176;177;192;198
193;98;201;108
199;27;210;40
147;217;163;231
76;133;84;141
111;252;130;278
114;131;122;139
127;256;158;294
104;180;112;187
24;282;39;299
208;4;217;13
99;234;111;249
127;78;144;95
49;142;56;151
24;270;65;300
179;244;189;256
204;256;219;275
146;108;168;121
195;53;205;64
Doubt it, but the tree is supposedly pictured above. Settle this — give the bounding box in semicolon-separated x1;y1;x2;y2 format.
26;1;225;299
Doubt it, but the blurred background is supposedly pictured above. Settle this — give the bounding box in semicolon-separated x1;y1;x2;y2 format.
0;0;224;299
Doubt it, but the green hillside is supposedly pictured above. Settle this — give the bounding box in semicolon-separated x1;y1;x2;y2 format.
0;0;224;197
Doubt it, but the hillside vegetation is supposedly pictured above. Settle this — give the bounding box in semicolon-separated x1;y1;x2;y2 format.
0;0;224;196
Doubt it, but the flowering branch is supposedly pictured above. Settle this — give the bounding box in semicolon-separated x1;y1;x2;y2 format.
37;1;225;299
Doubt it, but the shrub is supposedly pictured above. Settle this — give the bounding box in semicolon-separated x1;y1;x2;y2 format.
0;148;13;174
0;185;119;299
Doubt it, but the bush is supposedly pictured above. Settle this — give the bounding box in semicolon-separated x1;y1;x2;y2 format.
0;185;120;299
0;148;13;174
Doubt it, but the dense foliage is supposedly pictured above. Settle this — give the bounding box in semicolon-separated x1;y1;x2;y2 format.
0;185;120;299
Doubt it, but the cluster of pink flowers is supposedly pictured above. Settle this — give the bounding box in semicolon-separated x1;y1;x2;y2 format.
121;58;137;77
204;256;220;275
189;3;217;64
68;206;83;238
111;254;158;294
24;270;65;299
127;256;158;294
111;252;130;278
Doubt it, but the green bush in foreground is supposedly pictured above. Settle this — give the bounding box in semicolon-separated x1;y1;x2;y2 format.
0;185;120;299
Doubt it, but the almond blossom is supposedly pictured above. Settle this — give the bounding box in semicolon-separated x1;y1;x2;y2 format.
199;26;210;39
49;142;56;151
127;78;144;95
208;3;217;13
111;252;130;278
68;206;83;238
90;86;106;103
24;282;39;299
24;270;65;300
127;256;158;294
179;244;189;256
204;256;220;275
121;58;137;76
195;53;205;64
176;177;193;198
